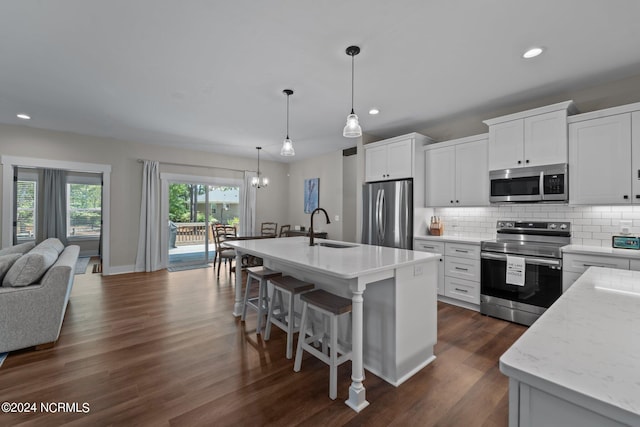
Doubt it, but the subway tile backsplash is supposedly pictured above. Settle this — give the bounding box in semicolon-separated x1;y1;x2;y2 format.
432;205;640;246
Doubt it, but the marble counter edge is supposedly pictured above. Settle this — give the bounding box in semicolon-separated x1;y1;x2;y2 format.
225;238;441;280
414;235;486;244
562;244;640;259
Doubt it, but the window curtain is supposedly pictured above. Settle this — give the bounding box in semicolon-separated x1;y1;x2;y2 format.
135;160;161;272
240;171;256;236
42;168;67;245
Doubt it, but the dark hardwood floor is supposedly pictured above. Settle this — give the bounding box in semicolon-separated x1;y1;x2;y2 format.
0;265;526;426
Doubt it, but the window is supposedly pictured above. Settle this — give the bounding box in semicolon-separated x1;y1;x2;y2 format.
16;179;37;241
67;183;102;238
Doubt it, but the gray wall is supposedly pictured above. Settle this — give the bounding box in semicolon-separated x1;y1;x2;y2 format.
0;124;288;272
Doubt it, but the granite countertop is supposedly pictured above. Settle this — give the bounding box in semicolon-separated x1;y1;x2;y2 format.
224;236;438;279
414;234;486;244
562;244;640;259
500;267;640;422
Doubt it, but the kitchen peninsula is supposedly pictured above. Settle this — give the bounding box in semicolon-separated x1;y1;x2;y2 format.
225;236;439;412
500;267;640;426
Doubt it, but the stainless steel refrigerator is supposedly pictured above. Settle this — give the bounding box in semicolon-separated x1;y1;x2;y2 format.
362;179;413;249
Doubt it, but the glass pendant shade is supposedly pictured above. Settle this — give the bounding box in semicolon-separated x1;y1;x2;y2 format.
251;147;268;188
280;138;295;156
343;45;362;138
343;112;362;138
280;89;295;156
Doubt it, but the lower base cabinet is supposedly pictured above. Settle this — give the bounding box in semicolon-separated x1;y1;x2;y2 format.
563;252;640;291
415;239;481;310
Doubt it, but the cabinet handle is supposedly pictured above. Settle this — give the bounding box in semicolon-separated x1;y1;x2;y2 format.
454;288;469;293
454;267;469;271
517;160;522;164
525;159;530;164
637;169;640;179
454;249;469;253
624;195;629;199
455;200;459;203
636;195;640;199
450;200;454;204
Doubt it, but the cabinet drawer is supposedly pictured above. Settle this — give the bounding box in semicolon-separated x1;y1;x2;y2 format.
445;242;480;259
414;240;445;254
445;256;480;281
444;276;480;304
563;253;629;274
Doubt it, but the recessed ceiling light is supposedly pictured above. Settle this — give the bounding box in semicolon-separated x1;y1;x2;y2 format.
523;47;544;59
16;113;31;120
369;108;380;115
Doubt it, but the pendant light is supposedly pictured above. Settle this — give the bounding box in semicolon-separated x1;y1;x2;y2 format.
251;147;269;188
280;89;295;156
343;45;362;138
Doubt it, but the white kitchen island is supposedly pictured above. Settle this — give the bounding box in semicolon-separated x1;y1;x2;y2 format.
225;236;439;412
500;267;640;426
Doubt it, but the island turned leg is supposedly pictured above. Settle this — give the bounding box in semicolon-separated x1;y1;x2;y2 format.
232;251;244;317
345;289;370;412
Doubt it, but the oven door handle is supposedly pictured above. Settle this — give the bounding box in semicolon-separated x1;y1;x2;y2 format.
481;252;562;267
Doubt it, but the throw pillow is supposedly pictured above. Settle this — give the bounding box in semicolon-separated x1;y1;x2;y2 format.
0;241;36;257
0;254;22;283
3;247;59;287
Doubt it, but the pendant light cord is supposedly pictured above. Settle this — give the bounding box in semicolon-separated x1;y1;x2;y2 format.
286;93;290;139
350;53;355;114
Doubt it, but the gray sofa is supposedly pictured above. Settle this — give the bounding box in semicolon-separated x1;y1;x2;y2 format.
0;239;80;353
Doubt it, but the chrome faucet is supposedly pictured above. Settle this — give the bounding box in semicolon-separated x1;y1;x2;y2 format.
309;207;331;246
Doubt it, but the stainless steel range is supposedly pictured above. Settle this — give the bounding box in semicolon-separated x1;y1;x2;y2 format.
480;220;571;326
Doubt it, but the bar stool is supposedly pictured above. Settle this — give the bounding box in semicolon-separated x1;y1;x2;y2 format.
294;289;352;400
264;276;315;359
241;266;282;334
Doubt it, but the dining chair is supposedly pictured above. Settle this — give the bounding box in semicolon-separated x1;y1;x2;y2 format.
261;222;278;237
279;224;291;237
212;224;237;277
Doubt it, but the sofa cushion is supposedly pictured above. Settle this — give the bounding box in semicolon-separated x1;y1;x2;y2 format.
3;247;60;287
34;238;64;255
0;254;22;282
0;241;36;256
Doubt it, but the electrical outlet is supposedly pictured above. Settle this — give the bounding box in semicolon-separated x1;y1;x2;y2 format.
334;215;340;221
620;220;632;235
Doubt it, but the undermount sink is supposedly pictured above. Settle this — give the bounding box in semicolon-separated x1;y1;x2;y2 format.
314;242;357;249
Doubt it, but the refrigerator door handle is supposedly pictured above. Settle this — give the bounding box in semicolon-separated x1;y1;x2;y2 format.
379;189;386;242
375;189;382;244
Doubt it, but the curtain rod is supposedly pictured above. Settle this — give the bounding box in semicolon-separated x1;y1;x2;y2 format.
137;158;252;173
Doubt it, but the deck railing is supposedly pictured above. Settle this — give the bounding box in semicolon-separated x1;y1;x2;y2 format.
174;222;210;246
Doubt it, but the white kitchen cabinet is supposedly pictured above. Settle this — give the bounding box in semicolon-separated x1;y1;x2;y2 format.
414;240;445;295
443;242;481;307
630;259;640;271
484;101;576;170
364;133;432;182
424;134;488;207
562;252;631;291
569;113;632;204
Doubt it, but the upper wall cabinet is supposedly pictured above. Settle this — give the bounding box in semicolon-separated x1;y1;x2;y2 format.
569;102;640;205
424;134;489;207
364;133;432;182
483;101;577;171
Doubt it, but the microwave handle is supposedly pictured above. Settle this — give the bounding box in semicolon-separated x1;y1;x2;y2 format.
539;171;544;198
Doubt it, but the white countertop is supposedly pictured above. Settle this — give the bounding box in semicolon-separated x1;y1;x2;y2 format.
500;267;640;421
225;236;438;279
414;234;485;244
562;244;640;260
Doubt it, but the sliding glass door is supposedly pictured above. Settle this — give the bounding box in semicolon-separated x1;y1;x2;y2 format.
167;182;241;269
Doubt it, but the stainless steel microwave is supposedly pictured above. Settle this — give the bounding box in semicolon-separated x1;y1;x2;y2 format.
489;163;568;203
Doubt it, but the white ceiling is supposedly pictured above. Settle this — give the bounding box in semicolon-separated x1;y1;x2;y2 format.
2;1;640;163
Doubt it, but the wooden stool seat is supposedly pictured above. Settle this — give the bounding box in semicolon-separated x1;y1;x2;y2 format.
265;276;315;359
294;289;353;400
241;267;282;334
300;289;352;315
